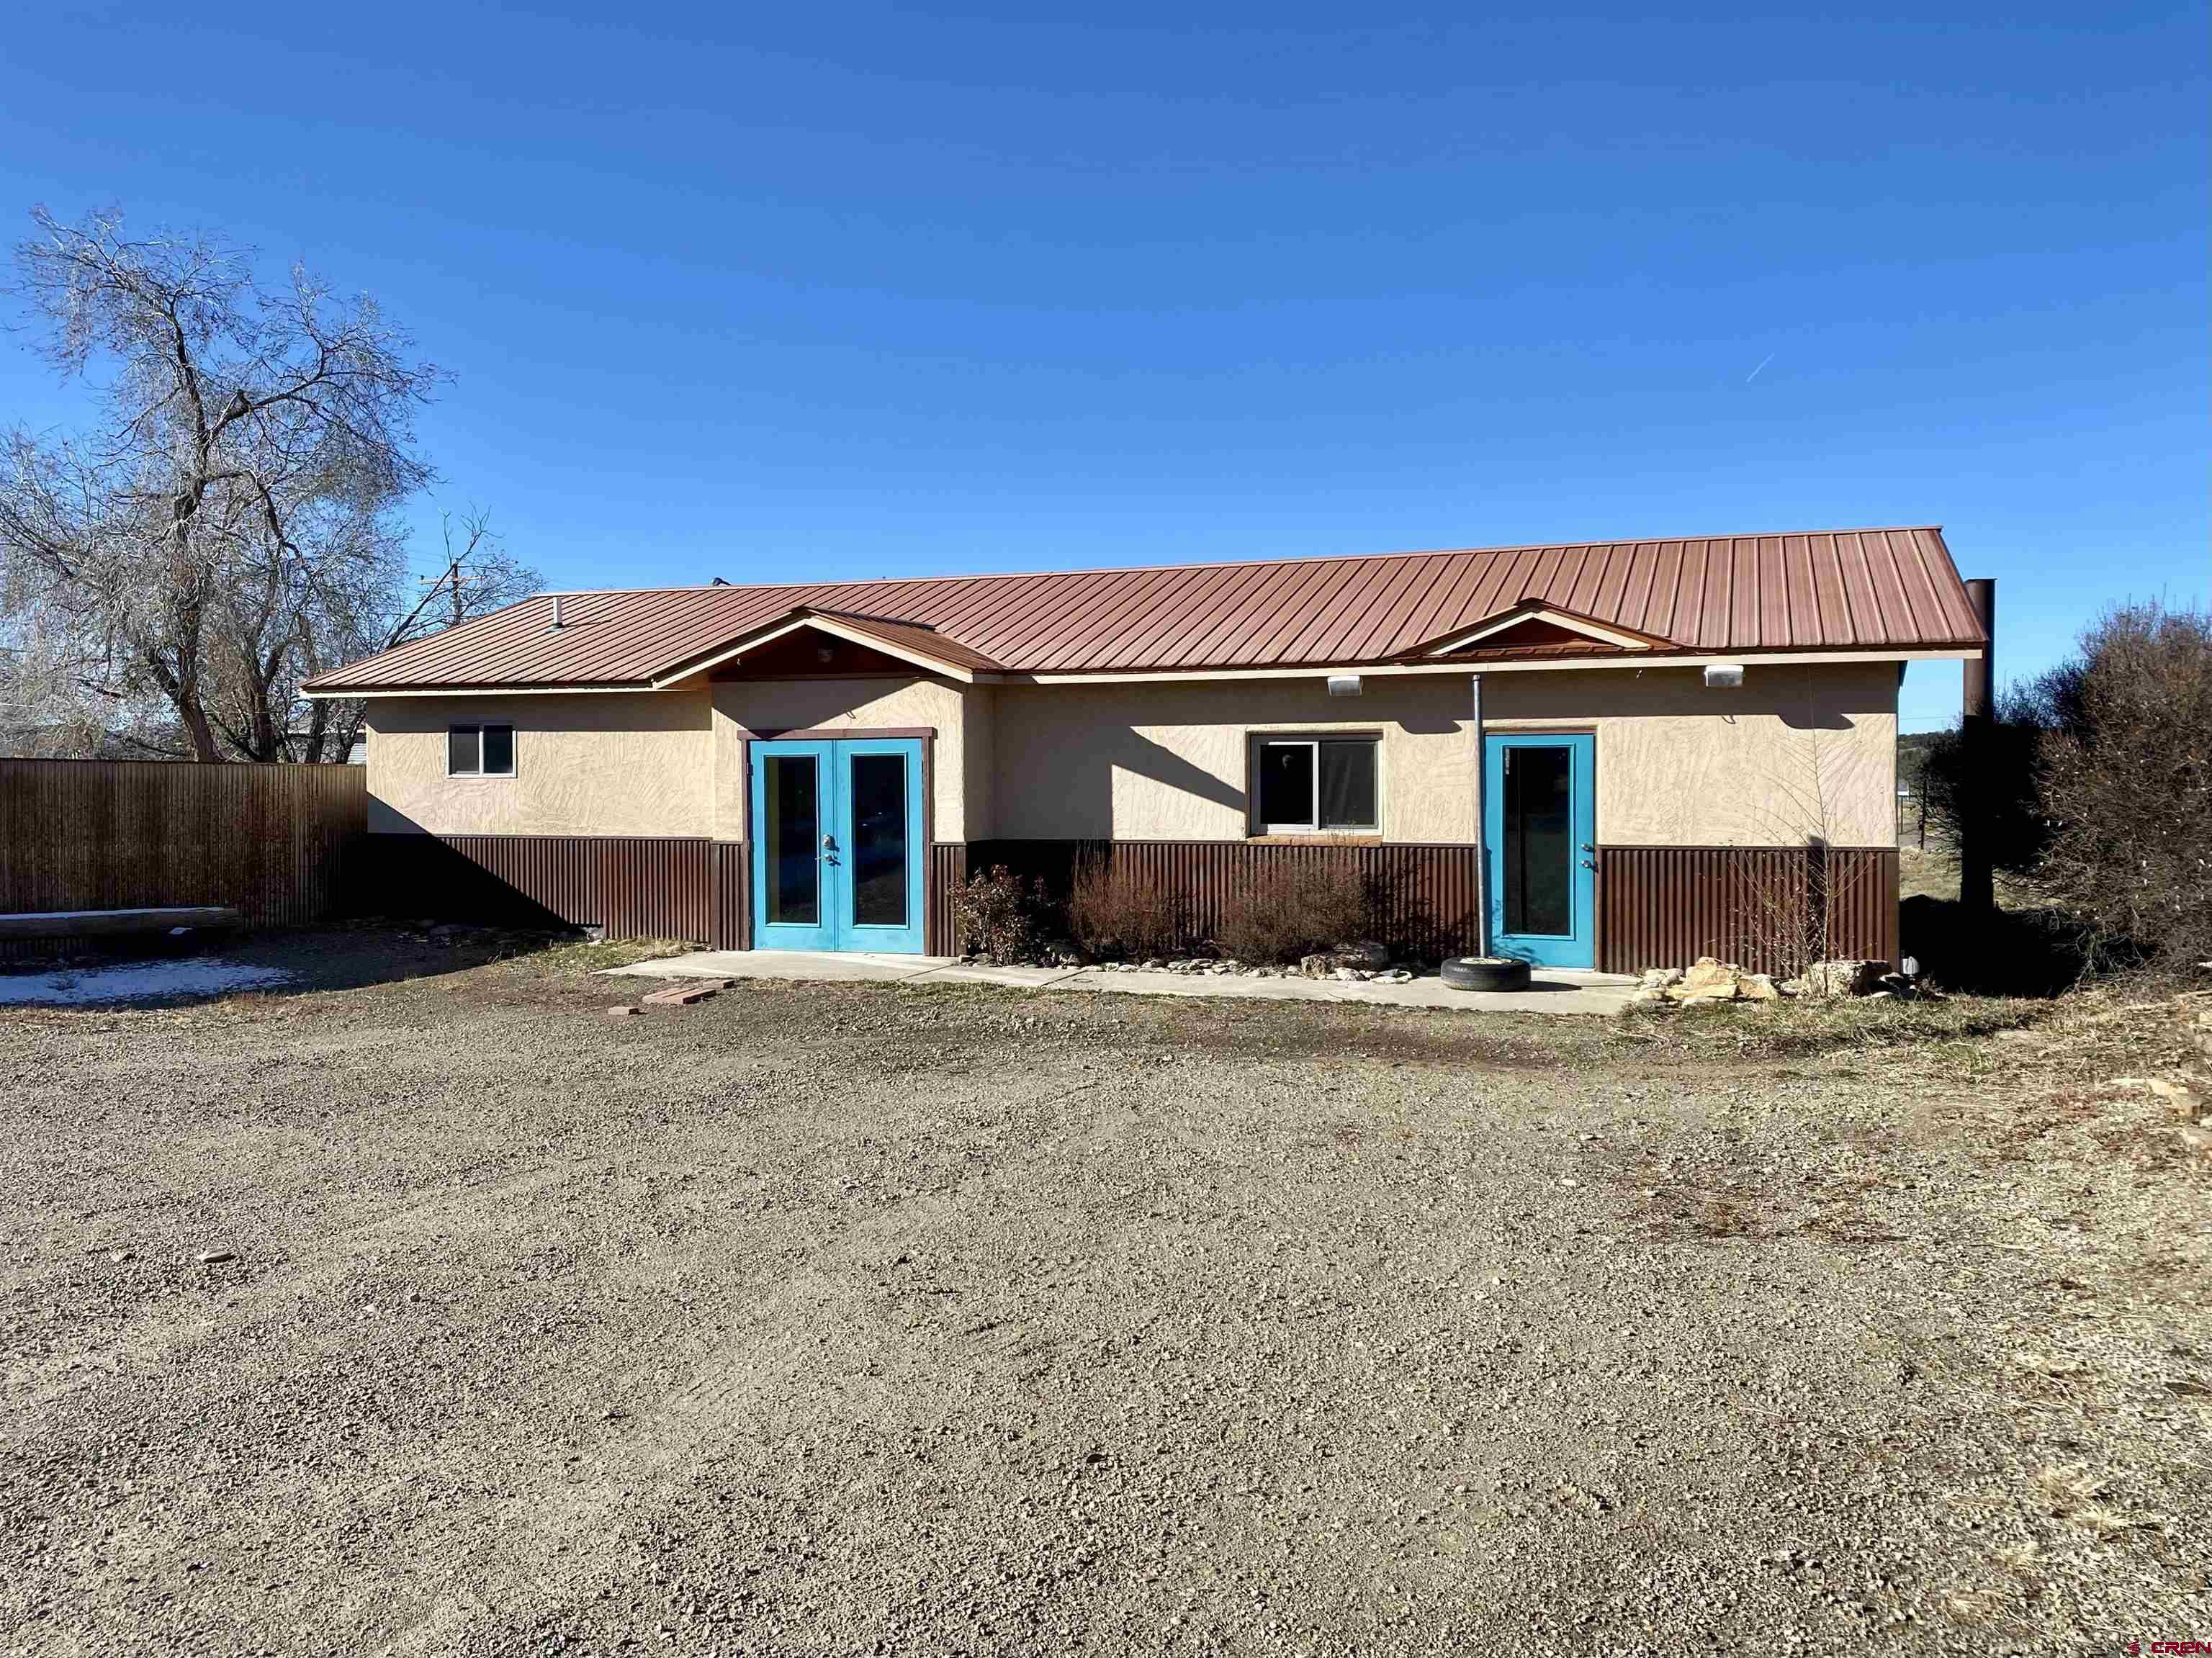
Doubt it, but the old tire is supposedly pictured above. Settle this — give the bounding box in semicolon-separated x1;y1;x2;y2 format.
1441;956;1532;993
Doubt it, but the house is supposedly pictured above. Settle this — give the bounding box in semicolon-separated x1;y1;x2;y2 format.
303;526;1989;973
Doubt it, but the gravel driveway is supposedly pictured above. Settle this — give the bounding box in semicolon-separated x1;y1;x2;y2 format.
2;932;2204;1655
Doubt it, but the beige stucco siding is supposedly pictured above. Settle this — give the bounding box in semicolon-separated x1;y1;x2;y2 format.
963;685;997;842
365;676;981;842
992;662;1896;847
708;677;979;842
364;692;713;837
1483;661;1898;846
361;660;1897;852
992;677;1478;842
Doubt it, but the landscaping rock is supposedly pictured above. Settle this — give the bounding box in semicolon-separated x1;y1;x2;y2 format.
1299;952;1334;980
1668;957;1746;1003
1331;940;1391;971
1803;959;1884;998
1739;973;1781;1001
606;1005;642;1018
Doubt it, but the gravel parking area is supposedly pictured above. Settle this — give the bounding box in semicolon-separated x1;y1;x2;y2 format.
2;930;2206;1655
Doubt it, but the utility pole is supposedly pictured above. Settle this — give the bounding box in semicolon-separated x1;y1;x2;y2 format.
1959;578;1997;912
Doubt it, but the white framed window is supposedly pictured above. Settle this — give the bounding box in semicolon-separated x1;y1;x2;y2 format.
447;724;516;778
1254;735;1378;833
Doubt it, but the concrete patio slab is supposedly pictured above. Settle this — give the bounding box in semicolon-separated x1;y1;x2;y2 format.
606;950;946;985
607;950;1639;1014
918;963;1089;988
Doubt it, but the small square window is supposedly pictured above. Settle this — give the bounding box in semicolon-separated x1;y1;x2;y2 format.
448;724;515;778
1256;736;1377;832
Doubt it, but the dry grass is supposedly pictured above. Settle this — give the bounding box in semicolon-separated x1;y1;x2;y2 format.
1617;991;2046;1060
1899;843;1959;902
513;936;696;976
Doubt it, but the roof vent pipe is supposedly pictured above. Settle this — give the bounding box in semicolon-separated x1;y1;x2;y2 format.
550;594;565;630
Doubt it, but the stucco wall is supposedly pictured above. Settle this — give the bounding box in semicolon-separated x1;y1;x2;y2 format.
963;685;997;842
1483;661;1898;847
992;677;1478;842
361;661;1897;851
708;677;979;842
991;662;1897;847
363;691;714;837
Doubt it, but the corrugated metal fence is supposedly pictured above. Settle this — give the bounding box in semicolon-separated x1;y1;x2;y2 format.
360;834;729;945
0;759;365;939
1598;846;1898;976
954;839;1483;960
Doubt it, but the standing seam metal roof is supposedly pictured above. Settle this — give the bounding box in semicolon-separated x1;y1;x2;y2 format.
303;526;1984;692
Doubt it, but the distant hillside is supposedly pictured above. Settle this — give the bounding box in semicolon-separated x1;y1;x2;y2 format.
1897;729;1943;791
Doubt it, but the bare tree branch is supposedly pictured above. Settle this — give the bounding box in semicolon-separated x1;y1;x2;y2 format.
0;205;529;761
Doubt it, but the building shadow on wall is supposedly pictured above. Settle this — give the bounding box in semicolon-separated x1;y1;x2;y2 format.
1001;726;1247;840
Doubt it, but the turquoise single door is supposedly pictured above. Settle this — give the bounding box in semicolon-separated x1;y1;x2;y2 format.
750;737;926;953
1484;734;1596;968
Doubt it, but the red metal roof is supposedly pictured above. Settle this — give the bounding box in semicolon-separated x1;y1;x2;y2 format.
305;526;1983;692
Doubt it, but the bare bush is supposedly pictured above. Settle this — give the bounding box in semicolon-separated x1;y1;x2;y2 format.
2032;603;2212;969
1212;860;1368;965
1737;692;1896;980
1066;852;1180;960
953;865;1052;964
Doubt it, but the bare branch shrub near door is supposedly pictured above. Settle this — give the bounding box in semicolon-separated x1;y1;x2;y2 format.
1066;850;1182;960
1212;859;1368;965
1736;682;1892;979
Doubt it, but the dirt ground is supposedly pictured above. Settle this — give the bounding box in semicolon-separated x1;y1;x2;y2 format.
2;928;2206;1656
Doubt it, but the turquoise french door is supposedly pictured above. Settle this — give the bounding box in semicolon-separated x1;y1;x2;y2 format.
750;738;927;952
1484;734;1596;968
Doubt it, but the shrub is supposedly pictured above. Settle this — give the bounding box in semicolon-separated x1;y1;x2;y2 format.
1920;600;2212;973
1212;859;1370;965
2032;603;2212;969
1066;852;1182;960
953;865;1052;964
1917;684;2052;878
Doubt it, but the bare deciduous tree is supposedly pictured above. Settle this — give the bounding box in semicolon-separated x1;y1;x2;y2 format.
0;206;537;761
298;505;538;765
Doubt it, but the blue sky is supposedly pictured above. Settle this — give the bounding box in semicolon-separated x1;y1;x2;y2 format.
4;1;2205;729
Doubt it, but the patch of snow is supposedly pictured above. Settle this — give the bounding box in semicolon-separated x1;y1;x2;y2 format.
0;907;228;922
0;959;295;1006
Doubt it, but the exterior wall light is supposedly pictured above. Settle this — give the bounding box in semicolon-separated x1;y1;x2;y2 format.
1703;663;1745;689
1326;674;1364;698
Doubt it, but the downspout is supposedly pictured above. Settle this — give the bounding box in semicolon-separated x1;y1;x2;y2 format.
1470;672;1486;957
